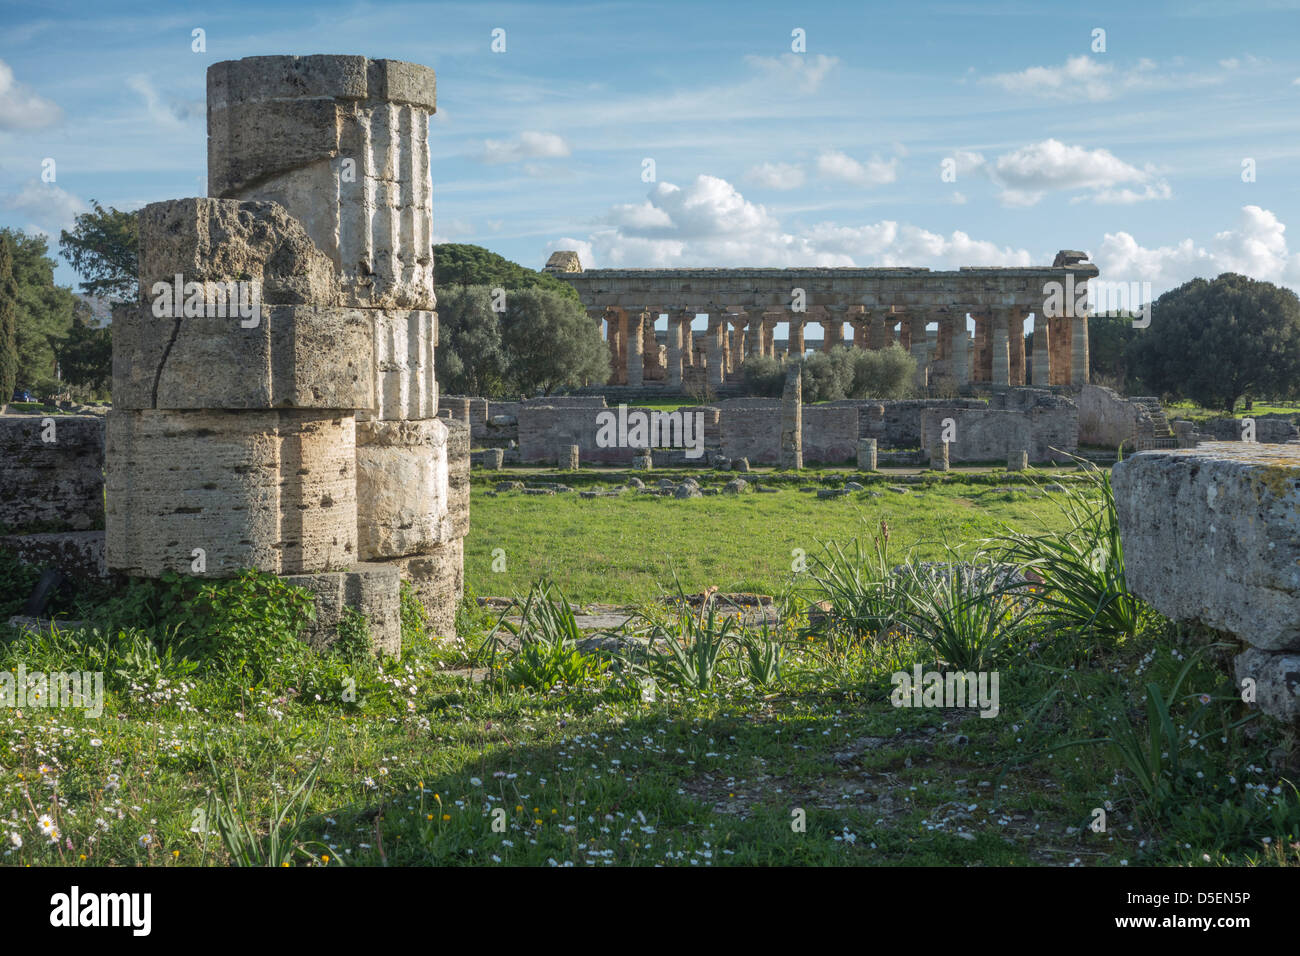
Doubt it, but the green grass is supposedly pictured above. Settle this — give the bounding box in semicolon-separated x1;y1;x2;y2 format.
465;477;1081;603
2;478;1295;868
1166;400;1300;422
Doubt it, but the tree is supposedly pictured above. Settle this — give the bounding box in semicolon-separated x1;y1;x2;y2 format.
1085;311;1142;391
846;343;915;399
435;285;508;397
1;228;80;395
59;201;139;302
0;235;17;401
1129;273;1300;414
59;302;113;395
499;287;609;395
434;243;580;302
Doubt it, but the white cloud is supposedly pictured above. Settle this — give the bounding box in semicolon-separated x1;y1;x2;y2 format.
475;131;571;164
985;55;1115;101
1096;205;1300;293
555;174;1032;269
2;180;88;237
743;53;839;93
746;162;805;190
982;55;1223;102
991;139;1168;206
0;59;61;129
815;150;898;186
1219;57;1240;69
126;74;202;127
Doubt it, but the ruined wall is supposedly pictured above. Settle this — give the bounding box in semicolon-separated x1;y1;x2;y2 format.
803;405;860;464
0;417;105;532
1076;384;1150;447
919;398;1076;464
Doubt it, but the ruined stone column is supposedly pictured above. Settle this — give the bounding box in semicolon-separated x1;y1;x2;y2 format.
857;438;877;471
930;440;950;472
991;310;1010;386
868;314;891;350
1032;315;1051;387
780;364;802;470
910;315;929;389
202;53;466;644
707;314;726;386
607;309;626;385
1071;314;1089;385
626;311;645;387
762;316;776;358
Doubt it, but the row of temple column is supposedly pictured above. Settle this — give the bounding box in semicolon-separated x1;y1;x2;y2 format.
589;306;1089;389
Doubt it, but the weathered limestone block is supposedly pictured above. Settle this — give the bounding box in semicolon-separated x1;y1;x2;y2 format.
444;419;471;541
282;564;401;656
633;452;652;470
0;531;109;583
137;197;338;308
105;409;357;576
560;444;580;470
0;416;105;532
1234;648;1300;722
112;304;373;410
478;448;504;470
930;441;950;472
857;438;878;472
1007;448;1028;471
355;418;449;559
360;309;437;421
208;55;437;311
379;537;463;638
1113;443;1300;652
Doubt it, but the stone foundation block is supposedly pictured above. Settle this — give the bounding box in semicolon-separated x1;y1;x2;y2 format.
0;531;109;583
105;409;357;576
1234;648;1300;722
1113;443;1300;652
374;537;464;639
0;416;105;532
282;563;401;656
355;418;450;559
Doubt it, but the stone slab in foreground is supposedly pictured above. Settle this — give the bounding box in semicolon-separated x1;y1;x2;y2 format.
1113;442;1300;722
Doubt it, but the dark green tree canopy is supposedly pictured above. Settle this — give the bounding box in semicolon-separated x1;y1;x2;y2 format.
434;243;579;302
434;284;507;397
59;200;139;302
0;234;18;402
1;228;81;395
1129;272;1300;413
499;286;608;396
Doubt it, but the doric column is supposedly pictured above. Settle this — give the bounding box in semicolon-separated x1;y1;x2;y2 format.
910;314;928;389
707;314;726;386
936;315;955;380
789;318;805;358
991;309;1010;386
953;326;971;386
1010;307;1027;386
626;310;645;387
1032;314;1050;387
667;311;687;388
823;307;847;351
609;308;627;385
1071;314;1089;385
683;322;695;367
747;313;764;358
869;314;891;350
762;316;776;357
727;318;740;373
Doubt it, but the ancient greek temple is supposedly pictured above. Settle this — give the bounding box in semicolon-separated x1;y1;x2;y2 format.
545;251;1098;391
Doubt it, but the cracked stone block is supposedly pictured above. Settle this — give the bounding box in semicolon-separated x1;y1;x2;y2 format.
355;418;450;559
105;409;357;577
208;55;437;311
282;563;401;656
112;303;373;411
0;531;109;583
1113;442;1300;652
138;197;338;308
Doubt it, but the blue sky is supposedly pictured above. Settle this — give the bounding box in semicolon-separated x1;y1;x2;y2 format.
2;0;1299;302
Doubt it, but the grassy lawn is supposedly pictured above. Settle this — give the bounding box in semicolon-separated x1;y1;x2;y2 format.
1;473;1296;868
465;474;1082;603
1165;400;1300;422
